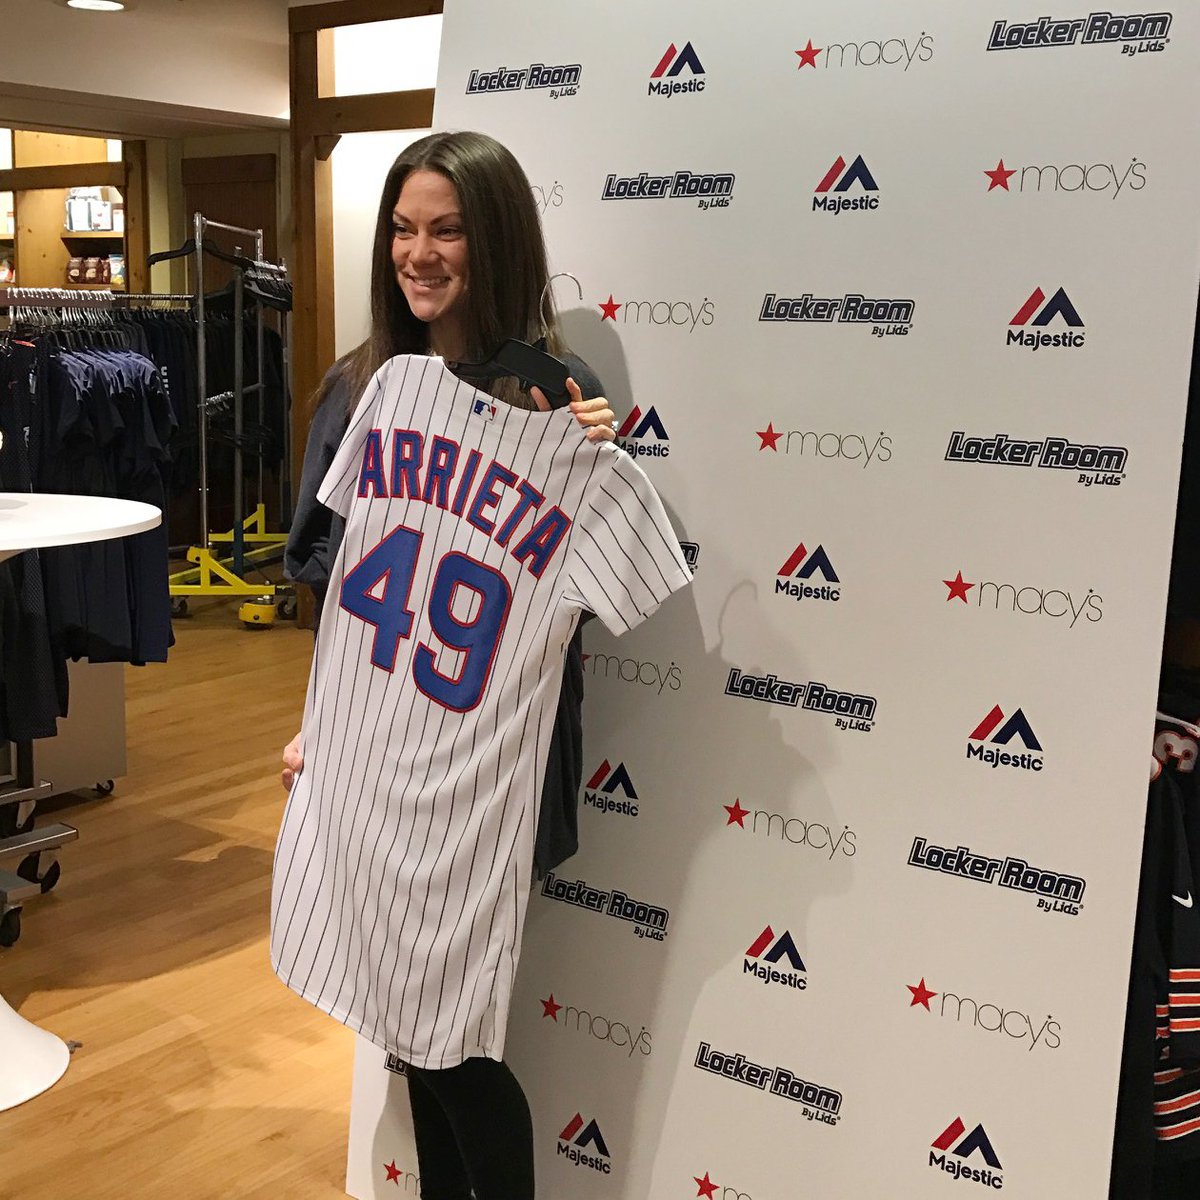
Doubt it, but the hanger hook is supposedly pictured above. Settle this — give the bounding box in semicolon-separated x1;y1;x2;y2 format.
538;271;583;342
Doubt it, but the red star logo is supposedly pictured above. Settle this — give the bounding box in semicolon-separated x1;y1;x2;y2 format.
598;294;621;321
943;571;974;603
908;978;938;1010
384;1160;402;1184
795;39;822;68
984;158;1016;191
757;422;781;451
541;993;562;1021
695;1173;719;1199
724;799;749;828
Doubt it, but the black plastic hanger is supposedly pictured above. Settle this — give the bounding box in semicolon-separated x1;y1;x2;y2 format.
448;339;570;407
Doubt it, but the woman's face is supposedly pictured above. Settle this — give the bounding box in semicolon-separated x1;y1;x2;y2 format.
390;168;470;353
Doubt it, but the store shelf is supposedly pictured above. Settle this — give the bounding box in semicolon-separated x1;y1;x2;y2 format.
70;282;126;292
61;230;123;240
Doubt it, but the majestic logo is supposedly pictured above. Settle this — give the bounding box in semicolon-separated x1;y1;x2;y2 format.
757;424;892;467
557;1113;612;1174
466;62;582;98
908;977;1062;1052
541;872;670;940
776;542;841;604
382;1160;420;1192
908;835;1085;915
531;180;564;213
613;404;671;460
725;798;857;860
967;704;1045;773
945;430;1127;488
986;12;1171;55
583;759;640;818
760;291;913;336
650;41;706;96
725;667;877;733
744;925;808;991
943;569;1103;628
681;541;701;571
796;33;934;69
582;651;682;694
930;1118;1004;1189
985;157;1146;197
694;1041;842;1124
814;155;880;215
540;992;652;1058
1008;285;1085;351
602;170;734;210
598;294;715;333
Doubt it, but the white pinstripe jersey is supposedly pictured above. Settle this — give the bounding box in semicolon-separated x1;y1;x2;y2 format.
270;355;691;1068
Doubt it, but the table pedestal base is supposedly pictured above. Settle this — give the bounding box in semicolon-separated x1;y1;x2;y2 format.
0;992;70;1111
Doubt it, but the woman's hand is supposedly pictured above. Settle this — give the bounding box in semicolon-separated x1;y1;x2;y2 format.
282;732;303;791
531;377;616;443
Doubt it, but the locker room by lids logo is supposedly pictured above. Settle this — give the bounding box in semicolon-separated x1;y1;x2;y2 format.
929;1118;1004;1190
615;404;673;460
557;1113;612;1174
681;541;701;571
759;290;914;336
776;542;841;604
725;668;877;733
795;32;934;70
940;568;1099;628
724;798;857;860
599;294;715;334
986;11;1171;55
945;430;1127;488
813;155;880;215
540;872;670;940
650;41;706;97
539;991;652;1058
967;704;1044;773
908;835;1085;916
907;977;1062;1053
756;424;892;467
942;568;1103;628
601;168;735;210
1008;286;1085;351
694;1041;843;1125
381;1159;420;1191
985;156;1146;198
466;61;582;98
744;925;808;992
583;758;640;818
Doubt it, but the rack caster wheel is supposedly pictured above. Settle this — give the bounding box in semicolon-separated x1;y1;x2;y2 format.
276;595;297;620
17;853;60;894
170;597;189;618
239;596;276;629
94;780;115;797
0;907;22;948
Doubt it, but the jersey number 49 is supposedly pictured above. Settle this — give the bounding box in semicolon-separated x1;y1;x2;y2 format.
339;523;511;712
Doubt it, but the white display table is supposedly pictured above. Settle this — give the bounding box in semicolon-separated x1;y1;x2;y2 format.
0;492;161;1111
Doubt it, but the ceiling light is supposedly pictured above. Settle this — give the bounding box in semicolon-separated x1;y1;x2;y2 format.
66;0;127;10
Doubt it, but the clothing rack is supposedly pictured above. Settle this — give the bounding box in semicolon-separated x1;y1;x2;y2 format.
147;214;293;615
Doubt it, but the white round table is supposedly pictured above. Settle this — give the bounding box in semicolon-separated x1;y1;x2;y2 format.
0;493;161;1111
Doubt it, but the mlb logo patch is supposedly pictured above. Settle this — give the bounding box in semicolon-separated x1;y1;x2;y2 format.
473;397;497;420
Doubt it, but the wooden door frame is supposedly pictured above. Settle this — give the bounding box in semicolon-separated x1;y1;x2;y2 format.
289;0;441;592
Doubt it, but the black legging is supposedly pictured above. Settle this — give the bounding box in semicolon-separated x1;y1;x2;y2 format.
406;1057;535;1200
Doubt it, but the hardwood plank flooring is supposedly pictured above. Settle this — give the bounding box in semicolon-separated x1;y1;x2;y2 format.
0;602;354;1199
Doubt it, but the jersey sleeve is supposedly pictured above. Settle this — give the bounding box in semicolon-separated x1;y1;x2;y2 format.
316;359;393;519
560;450;692;636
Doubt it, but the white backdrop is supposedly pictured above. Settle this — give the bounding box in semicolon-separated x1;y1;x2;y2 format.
346;3;1200;1197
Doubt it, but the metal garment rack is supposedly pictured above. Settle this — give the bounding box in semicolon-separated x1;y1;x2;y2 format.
150;214;293;616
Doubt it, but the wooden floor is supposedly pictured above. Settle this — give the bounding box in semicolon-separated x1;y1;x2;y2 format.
0;603;355;1199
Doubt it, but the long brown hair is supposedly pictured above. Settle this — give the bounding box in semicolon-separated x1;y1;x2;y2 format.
322;130;562;414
